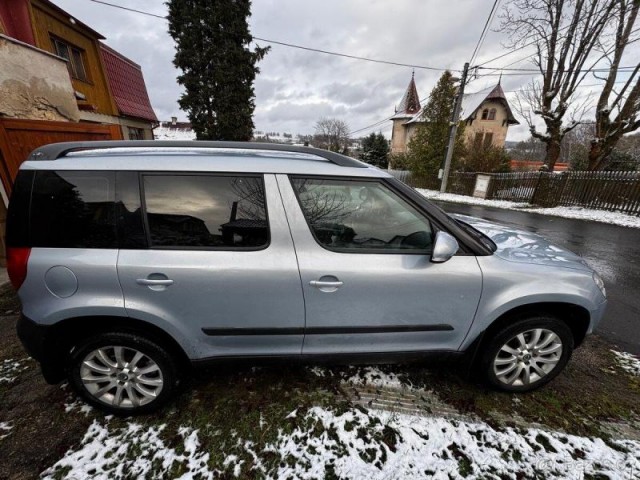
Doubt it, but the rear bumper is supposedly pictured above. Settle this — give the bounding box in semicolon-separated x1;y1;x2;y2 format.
16;314;66;384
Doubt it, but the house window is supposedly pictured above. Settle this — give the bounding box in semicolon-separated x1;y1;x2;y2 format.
483;132;494;148
128;127;145;140
488;108;496;120
481;109;489;120
474;132;484;147
51;36;88;82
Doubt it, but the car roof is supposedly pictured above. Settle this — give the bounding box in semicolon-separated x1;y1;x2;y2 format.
20;141;390;178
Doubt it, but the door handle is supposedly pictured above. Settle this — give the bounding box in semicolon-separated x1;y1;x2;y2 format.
310;280;344;288
136;279;174;286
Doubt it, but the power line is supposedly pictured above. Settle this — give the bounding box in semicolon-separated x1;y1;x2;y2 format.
469;0;501;66
477;65;637;73
88;0;454;71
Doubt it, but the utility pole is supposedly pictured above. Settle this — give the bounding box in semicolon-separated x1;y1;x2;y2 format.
439;62;469;193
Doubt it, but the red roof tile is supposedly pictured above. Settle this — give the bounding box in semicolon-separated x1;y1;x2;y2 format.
100;43;157;122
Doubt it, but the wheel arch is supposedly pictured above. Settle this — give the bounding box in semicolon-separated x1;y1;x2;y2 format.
481;302;591;349
44;315;192;378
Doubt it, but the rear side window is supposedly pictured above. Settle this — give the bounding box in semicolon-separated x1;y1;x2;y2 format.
30;171;117;248
142;174;269;249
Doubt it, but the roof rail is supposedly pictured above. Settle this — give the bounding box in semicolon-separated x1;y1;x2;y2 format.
27;140;367;168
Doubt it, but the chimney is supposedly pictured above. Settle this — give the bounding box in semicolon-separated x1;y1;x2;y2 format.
171;116;177;125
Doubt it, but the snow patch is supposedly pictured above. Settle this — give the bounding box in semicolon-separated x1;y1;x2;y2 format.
153;126;196;141
272;407;640;479
41;421;213;480
612;350;640;376
342;366;413;390
0;421;13;441
40;407;640;479
0;358;30;384
417;189;640;228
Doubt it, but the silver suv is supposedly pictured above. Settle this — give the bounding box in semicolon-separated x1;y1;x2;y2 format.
7;141;607;414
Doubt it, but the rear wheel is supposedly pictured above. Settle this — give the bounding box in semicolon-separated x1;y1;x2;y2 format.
69;332;178;414
481;316;574;392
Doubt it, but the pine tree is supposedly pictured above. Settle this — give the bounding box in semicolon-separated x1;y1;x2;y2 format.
361;132;389;168
407;71;465;178
167;0;269;140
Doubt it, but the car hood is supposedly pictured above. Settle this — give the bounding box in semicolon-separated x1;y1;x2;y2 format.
452;214;593;272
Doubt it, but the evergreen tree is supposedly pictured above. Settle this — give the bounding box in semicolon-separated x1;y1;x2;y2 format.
407;71;465;178
361;132;389;168
167;0;268;140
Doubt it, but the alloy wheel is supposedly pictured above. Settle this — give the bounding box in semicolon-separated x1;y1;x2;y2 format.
79;346;164;408
492;328;563;387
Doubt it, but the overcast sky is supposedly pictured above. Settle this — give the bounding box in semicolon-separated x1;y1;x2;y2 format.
53;0;637;142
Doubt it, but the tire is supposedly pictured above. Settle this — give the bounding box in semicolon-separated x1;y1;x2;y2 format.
69;332;178;415
480;315;574;393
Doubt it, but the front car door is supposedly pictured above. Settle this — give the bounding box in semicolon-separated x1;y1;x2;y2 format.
117;172;305;360
276;174;482;355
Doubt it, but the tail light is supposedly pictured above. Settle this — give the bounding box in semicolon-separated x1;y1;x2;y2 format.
7;247;31;290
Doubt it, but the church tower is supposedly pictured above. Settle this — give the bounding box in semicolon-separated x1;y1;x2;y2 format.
390;72;421;155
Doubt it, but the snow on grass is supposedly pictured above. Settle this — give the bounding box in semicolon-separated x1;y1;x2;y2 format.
341;366;413;390
42;406;640;479
273;407;640;479
417;189;640;228
0;421;13;441
0;358;29;384
41;421;215;480
612;350;640;376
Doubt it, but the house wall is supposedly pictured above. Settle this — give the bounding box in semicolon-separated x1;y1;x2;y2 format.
29;0;118;116
0;34;80;121
465;100;510;148
79;111;154;139
391;119;408;154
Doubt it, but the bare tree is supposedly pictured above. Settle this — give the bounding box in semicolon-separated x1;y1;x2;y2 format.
588;0;640;170
500;0;621;171
313;118;351;153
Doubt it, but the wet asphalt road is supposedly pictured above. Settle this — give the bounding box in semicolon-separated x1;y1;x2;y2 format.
433;201;640;355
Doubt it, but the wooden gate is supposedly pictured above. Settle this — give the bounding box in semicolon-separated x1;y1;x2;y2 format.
0;118;123;197
0;118;123;267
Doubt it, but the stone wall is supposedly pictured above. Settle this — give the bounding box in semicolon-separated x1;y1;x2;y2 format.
0;34;79;122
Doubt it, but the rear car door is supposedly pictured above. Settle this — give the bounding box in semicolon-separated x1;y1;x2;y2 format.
116;172;305;360
277;174;483;354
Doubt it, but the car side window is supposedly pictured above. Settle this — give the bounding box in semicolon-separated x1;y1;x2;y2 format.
30;171;117;248
142;174;269;249
290;177;433;253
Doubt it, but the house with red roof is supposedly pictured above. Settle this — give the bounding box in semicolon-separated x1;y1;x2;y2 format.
391;74;519;154
0;0;157;139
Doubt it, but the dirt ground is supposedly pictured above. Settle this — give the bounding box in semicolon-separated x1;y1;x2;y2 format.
0;283;638;479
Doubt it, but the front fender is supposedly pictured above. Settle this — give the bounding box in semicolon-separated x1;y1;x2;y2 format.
460;257;605;350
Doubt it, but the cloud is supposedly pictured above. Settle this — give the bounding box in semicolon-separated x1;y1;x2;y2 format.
51;0;634;142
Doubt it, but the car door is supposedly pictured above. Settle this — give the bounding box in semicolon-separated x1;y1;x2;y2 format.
276;174;483;355
117;172;305;360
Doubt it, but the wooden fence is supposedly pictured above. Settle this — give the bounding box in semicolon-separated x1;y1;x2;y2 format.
388;169;640;216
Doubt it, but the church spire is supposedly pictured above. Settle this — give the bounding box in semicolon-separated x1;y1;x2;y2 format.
396;73;421;115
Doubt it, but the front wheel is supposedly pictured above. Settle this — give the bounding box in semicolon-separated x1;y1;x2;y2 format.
69;332;178;414
480;316;574;392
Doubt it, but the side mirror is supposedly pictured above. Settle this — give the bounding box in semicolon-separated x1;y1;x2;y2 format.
431;231;459;263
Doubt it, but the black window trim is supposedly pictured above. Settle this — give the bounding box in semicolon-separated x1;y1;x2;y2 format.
139;171;272;252
289;174;449;256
